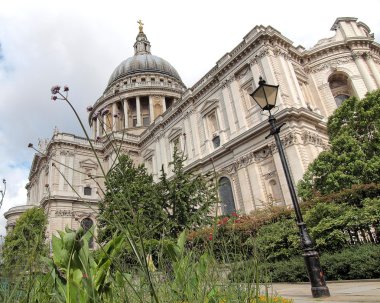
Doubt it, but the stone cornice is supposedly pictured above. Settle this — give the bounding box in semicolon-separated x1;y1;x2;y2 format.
304;55;354;74
4;205;35;219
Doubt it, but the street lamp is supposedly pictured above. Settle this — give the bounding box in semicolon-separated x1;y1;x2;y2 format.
250;77;330;298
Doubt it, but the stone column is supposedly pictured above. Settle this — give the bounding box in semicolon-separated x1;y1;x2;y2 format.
149;95;154;123
136;96;141;126
287;60;307;108
318;83;337;116
183;115;193;159
272;149;292;207
123;99;128;128
366;55;380;87
221;84;237;134
112;103;117;131
159;134;167;171
202;116;211;153
155;138;162;179
92;119;96;139
162;96;166;112
67;154;74;192
96;116;100;137
59;154;65;191
103;113;107;133
189;110;200;158
353;52;376;91
230;79;247;131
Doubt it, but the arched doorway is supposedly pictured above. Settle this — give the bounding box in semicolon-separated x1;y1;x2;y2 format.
219;177;236;215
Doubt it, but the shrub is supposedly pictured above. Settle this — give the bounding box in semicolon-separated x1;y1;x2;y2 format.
230;244;380;283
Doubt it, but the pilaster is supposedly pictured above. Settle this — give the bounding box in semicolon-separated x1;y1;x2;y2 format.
136;96;141;126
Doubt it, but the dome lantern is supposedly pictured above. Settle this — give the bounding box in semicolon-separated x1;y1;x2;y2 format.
134;20;151;55
106;22;185;89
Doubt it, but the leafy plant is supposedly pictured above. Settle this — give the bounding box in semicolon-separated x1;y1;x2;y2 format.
298;91;380;198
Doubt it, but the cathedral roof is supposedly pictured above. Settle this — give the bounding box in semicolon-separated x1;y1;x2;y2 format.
107;22;183;87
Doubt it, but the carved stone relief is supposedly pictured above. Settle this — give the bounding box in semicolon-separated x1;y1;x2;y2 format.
269;133;298;154
306;56;354;74
301;131;328;149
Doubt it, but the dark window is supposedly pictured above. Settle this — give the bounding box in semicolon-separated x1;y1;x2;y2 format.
84;186;92;196
143;116;150;126
165;98;173;109
151;78;155;82
141;78;146;82
212;135;220;148
334;94;350;107
81;218;94;248
219;177;236;215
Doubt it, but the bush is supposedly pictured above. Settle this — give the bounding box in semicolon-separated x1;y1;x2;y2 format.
321;244;380;280
254;219;301;262
230;244;380;283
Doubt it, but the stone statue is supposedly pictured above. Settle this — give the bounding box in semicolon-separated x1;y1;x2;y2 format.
137;20;144;32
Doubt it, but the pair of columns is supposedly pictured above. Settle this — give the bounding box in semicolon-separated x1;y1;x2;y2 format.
353;52;380;91
123;96;155;128
92;95;169;139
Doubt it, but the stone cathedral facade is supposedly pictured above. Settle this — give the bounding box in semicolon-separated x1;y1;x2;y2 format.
5;17;380;243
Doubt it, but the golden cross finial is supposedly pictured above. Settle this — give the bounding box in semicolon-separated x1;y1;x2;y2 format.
137;20;144;32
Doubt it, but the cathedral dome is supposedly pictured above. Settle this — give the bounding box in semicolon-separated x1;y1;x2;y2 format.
107;22;183;87
108;54;182;85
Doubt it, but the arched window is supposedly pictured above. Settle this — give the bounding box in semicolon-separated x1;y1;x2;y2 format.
81;218;94;248
218;177;236;215
334;94;350;107
328;73;353;107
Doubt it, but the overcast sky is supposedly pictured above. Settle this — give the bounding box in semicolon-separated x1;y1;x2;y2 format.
1;0;380;235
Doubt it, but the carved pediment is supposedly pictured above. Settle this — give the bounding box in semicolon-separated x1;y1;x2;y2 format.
200;99;219;116
79;159;98;169
168;127;182;141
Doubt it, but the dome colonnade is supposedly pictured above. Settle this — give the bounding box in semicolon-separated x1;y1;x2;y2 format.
88;24;186;138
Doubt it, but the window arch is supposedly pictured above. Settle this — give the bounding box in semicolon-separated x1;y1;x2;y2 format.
328;72;353;107
81;217;94;248
218;177;236;215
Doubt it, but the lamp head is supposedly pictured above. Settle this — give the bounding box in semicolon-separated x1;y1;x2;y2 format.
250;77;279;111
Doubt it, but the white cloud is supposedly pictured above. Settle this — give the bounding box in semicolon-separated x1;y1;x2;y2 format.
1;0;380;234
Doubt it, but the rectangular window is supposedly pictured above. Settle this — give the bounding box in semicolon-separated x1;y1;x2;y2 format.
212;135;221;148
84;186;92;196
208;112;219;134
143;116;150;126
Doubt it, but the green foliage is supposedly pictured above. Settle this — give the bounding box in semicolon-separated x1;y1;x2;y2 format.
98;149;216;243
254;219;301;262
231;244;380;283
43;227;127;302
304;199;380;252
98;154;165;242
155;147;217;238
321;244;380;280
2;207;47;274
298;91;380;198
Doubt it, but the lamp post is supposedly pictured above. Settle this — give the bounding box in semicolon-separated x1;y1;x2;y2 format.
250;77;330;298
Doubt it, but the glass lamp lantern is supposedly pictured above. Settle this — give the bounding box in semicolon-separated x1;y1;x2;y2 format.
250;77;279;111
